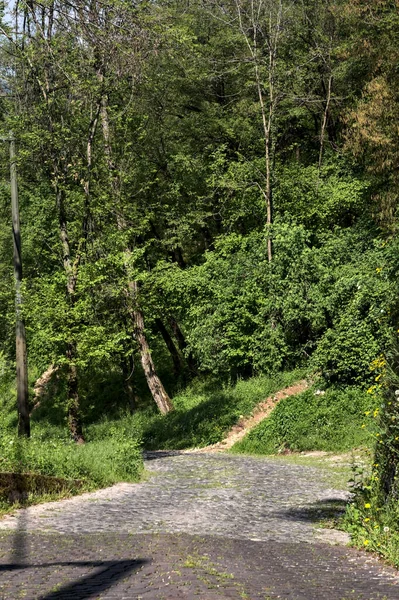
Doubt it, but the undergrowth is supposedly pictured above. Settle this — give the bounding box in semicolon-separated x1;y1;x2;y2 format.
0;373;143;512
343;492;399;568
0;432;143;487
342;364;399;568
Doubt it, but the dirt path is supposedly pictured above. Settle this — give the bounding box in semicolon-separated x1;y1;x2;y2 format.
190;379;309;453
0;452;398;599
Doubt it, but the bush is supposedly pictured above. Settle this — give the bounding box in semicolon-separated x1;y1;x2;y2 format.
343;354;399;568
156;225;394;385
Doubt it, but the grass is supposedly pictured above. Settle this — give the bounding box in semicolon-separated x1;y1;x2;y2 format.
263;449;372;490
0;367;375;521
0;432;143;514
0;472;84;517
0;384;144;513
0;432;143;485
231;386;376;455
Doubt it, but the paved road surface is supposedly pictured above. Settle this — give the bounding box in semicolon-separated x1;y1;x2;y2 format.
0;452;397;599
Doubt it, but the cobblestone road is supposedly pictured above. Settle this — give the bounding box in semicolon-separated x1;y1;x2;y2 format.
0;452;398;599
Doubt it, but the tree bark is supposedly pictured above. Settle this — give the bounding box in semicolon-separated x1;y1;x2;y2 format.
9;134;30;437
65;343;84;444
235;0;283;263
316;70;333;196
129;282;173;414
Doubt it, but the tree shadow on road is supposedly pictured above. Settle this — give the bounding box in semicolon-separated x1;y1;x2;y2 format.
274;498;348;524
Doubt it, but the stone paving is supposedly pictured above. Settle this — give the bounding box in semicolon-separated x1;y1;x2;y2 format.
0;452;398;599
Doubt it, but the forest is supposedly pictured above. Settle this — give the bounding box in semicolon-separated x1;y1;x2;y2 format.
1;0;399;563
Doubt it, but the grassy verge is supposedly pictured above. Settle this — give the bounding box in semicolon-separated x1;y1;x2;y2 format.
0;472;84;517
0;429;143;515
0;433;143;485
231;386;376;455
0;369;304;513
264;449;371;490
343;494;399;568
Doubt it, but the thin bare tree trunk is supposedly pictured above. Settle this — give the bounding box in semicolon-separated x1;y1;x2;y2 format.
100;94;173;413
236;0;283;263
317;72;333;184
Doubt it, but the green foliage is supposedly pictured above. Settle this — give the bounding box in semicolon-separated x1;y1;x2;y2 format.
344;497;399;568
0;405;143;489
158;225;394;385
231;387;375;455
343;349;399;567
274;161;369;230
1;1;399;549
0;357;18;430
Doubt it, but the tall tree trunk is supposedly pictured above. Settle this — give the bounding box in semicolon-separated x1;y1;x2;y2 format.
129;282;173;414
10;134;30;437
318;73;332;174
56;183;84;442
66;343;84;444
236;0;283;263
100;93;173;413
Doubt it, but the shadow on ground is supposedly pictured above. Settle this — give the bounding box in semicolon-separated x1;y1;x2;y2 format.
143;450;186;461
0;558;147;600
274;498;348;523
2;441;148;600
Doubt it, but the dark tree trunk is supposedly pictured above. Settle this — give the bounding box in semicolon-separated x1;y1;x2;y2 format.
100;94;173;414
10;134;30;437
172;247;186;269
121;355;139;414
155;318;184;378
56;185;84;442
66;344;84;444
169;316;198;375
